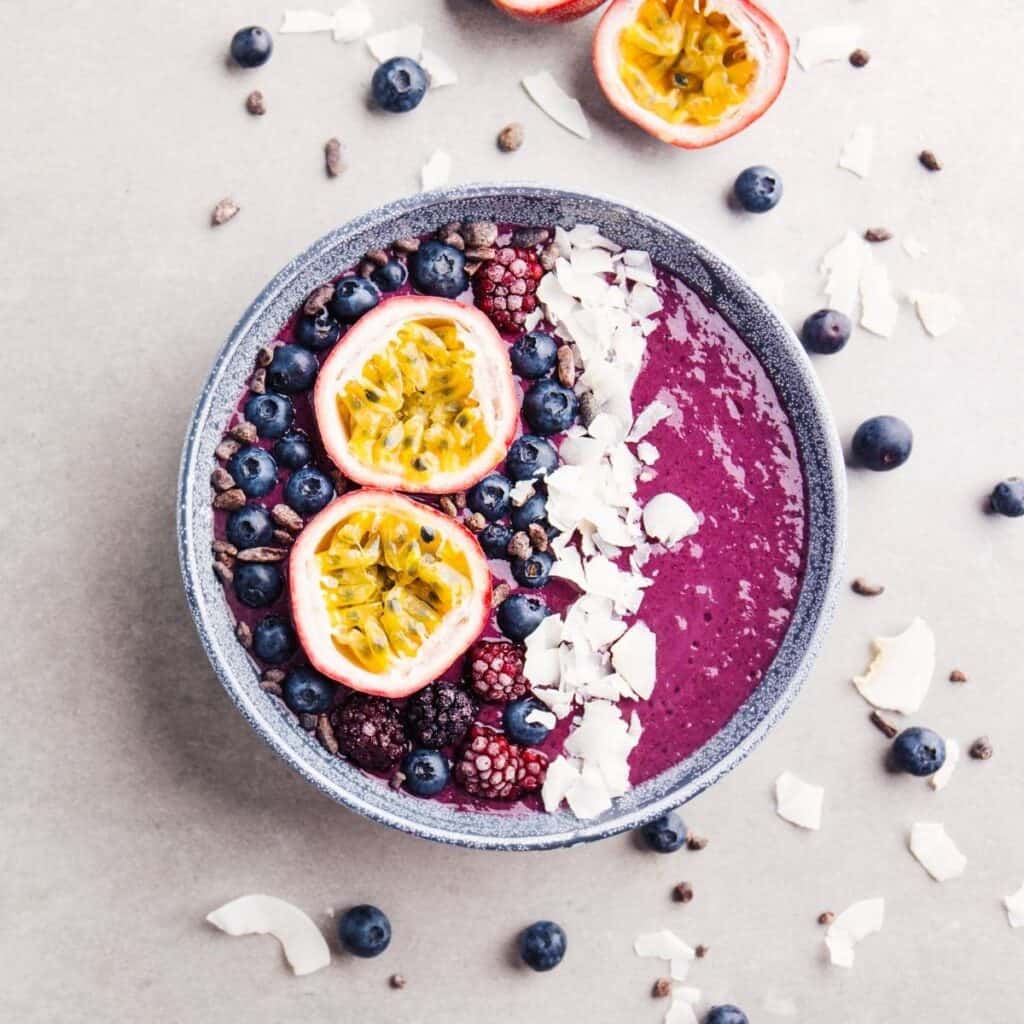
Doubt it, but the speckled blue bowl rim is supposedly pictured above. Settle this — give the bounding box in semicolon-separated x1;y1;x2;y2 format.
177;183;846;852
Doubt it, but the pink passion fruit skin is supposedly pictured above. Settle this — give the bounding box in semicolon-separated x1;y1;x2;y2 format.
592;0;790;148
491;0;608;23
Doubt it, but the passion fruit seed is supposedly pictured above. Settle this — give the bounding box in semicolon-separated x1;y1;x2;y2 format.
619;0;757;127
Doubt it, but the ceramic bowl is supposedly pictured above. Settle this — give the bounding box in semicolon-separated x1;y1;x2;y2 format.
177;184;846;851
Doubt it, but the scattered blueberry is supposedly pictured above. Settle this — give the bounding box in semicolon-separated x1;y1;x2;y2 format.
511;549;554;589
330;277;381;323
519;921;566;972
478;522;513;560
267;345;318;394
802;309;852;355
505;435;559;481
510;491;548;532
228;446;278;497
233;562;283;608
891;727;946;776
467;473;512;521
504;697;552;746
294;310;340;351
410;241;468;298
371;56;429;114
640;811;688;853
401;748;450;797
284;466;335;516
244;393;294;439
496;593;548;641
733;165;783;213
282;667;335;715
230;26;273;68
273;430;313;470
990;477;1024;518
706;1006;749;1024
251;615;297;664
510;331;558;379
852;415;913;471
226;505;274;549
338;905;391;958
371;260;408;293
522;380;578;436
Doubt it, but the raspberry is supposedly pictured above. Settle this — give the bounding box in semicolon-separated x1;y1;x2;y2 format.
517;746;548;793
472;247;544;333
404;682;477;749
467;640;528;703
332;694;408;771
454;724;548;801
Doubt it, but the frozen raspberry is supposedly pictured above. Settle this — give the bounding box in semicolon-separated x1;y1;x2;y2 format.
404;682;477;749
472;246;544;333
332;694;408;771
517;745;548;793
467;640;528;703
454;724;548;801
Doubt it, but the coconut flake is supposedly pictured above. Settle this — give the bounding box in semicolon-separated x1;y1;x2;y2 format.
910;823;967;881
509;479;536;506
282;4;373;40
643;493;700;547
420;150;451;191
637;441;660;464
839;124;874;178
666;1002;699;1024
635;929;695;962
859;255;899;337
610;621;657;700
824;898;885;968
525;707;557;731
206;894;331;976
522;71;590;140
749;271;786;307
365;23;423;61
852;617;935;714
910;291;962;337
420;48;457;87
1004;882;1024;928
820;229;868;316
281;10;336;33
774;771;824;830
628;400;673;442
902;237;928;260
928;738;960;791
796;25;863;70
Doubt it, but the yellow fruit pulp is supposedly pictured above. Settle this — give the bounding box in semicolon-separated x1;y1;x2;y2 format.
316;507;473;673
338;318;492;485
618;0;757;126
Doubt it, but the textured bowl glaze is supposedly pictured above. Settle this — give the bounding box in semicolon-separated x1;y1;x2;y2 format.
177;184;846;851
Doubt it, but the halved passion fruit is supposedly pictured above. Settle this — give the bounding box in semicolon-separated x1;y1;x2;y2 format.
490;0;608;22
313;295;517;494
290;490;492;697
593;0;789;148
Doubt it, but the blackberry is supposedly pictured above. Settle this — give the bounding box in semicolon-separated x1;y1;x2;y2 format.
404;682;477;749
332;694;408;771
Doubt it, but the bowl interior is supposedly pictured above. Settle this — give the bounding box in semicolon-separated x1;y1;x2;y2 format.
178;184;846;851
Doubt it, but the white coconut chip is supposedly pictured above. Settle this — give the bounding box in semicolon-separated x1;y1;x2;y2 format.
820;229;867;317
628;400;673;442
522;71;590;139
365;23;423;61
859;256;899;337
509;478;536;506
637;441;660;464
610;621;657;700
420;150;451;191
665;1002;699;1024
206;894;331;976
774;771;824;830
1003;882;1024;928
928;738;960;791
643;493;700;546
852;617;935;714
910;291;963;337
909;823;967;881
824;898;885;968
420;48;457;88
796;25;863;70
839;124;874;178
525;707;557;731
635;929;696;962
282;3;373;41
902;237;929;260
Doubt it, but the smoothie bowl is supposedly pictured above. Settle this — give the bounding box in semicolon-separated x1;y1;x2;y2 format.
178;184;845;850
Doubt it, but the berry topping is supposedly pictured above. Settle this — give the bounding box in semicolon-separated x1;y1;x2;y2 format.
330;277;381;323
511;549;554;589
251;615;297;664
510;330;558;379
273;429;313;470
478;522;514;560
852;415;913;471
332;694;409;771
706;1006;749;1024
404;681;477;749
891;727;946;777
410;241;469;298
267;344;319;393
519;921;567;972
505;434;559;481
467;640;528;702
467;472;513;521
504;697;553;746
401;748;451;797
282;667;336;715
496;593;549;641
226;504;274;549
454;724;547;800
294;309;341;351
233;562;284;608
338;904;391;958
472;246;544;333
510;491;548;532
244;393;294;439
640;811;688;853
228;446;278;497
284;466;335;516
230;26;273;68
802;309;852;355
522;379;578;435
371;56;429;114
991;477;1024;518
734;165;783;213
371;259;408;293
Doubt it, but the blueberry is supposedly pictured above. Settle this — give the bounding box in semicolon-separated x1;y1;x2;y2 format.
338;905;391;958
282;667;335;715
802;309;852;355
852;415;913;471
505;435;559;481
510;492;547;532
371;56;429;114
233;562;283;608
230;26;273;68
226;505;274;549
228;445;278;497
467;473;512;521
510;331;558;379
511;550;554;589
519;921;566;972
891;727;946;776
371;260;408;293
273;430;313;470
284;466;335;516
496;593;549;641
640;811;687;853
504;697;552;746
267;345;318;394
522;380;578;436
734;165;783;213
410;241;468;298
244;393;294;439
251;615;297;664
991;477;1024;518
706;1006;749;1024
401;748;450;797
330;277;381;323
294;310;340;351
478;522;513;559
